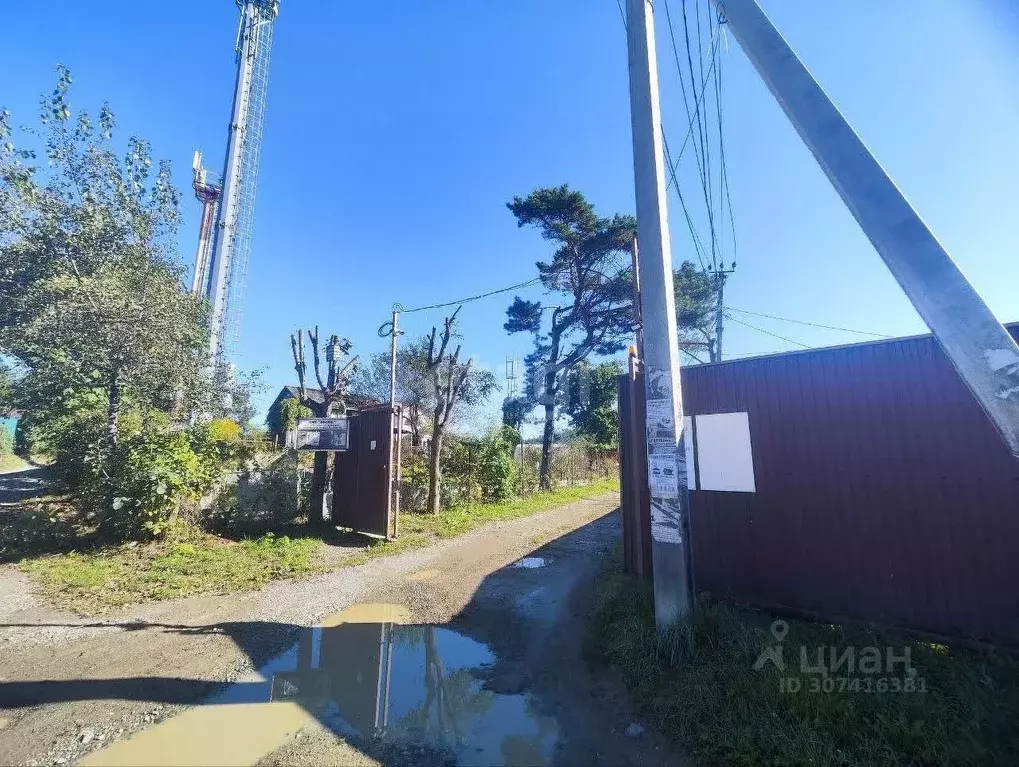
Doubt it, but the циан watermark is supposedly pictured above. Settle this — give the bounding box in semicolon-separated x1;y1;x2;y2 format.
754;620;927;694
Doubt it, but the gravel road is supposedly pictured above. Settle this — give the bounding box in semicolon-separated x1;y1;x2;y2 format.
0;491;684;766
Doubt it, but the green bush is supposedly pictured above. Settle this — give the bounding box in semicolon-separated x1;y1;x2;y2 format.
99;423;220;538
208;417;241;444
205;456;302;535
440;427;517;507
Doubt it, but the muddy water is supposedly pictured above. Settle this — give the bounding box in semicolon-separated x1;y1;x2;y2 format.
82;604;558;766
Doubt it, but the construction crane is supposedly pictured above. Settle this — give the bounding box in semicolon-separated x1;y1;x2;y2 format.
193;0;280;365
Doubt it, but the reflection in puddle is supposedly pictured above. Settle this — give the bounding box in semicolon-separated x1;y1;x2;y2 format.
513;557;546;569
274;621;558;765
82;604;557;766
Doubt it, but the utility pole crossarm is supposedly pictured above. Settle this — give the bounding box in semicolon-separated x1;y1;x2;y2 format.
711;0;1019;457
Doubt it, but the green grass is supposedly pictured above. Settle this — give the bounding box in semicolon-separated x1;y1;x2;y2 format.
21;480;619;614
344;479;620;565
586;559;1019;765
23;530;320;613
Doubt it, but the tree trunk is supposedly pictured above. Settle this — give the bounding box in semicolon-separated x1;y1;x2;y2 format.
106;366;122;449
410;403;421;446
538;371;556;491
427;422;444;514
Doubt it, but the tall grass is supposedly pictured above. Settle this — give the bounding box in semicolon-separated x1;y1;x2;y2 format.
586;559;1019;765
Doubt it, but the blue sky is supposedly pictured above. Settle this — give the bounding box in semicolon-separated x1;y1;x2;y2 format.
2;1;1017;427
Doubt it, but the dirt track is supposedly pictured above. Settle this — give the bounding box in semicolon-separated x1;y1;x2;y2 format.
0;491;683;766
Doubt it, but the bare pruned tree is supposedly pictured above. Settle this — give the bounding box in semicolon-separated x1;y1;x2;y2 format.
422;307;497;513
290;326;358;527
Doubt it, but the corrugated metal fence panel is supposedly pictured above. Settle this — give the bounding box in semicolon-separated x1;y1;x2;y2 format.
682;330;1019;643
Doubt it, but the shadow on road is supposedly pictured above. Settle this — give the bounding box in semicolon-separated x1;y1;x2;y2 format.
0;466;52;505
0;510;672;765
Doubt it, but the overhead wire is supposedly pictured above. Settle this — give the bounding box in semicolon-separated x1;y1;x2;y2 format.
396;276;542;315
615;0;627;29
725;314;813;349
724;306;894;338
663;133;710;273
683;0;718;270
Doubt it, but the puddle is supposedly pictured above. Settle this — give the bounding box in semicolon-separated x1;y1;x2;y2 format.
513;557;546;569
405;568;440;582
83;604;558;766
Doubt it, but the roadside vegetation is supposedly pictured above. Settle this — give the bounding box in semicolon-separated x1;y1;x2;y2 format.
1;70;643;617
15;480;617;614
346;478;619;566
587;560;1019;765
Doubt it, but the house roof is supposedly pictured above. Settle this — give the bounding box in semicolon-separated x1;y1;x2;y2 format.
276;386;379;411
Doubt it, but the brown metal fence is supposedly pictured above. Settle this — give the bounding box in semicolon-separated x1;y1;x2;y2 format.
620;327;1019;644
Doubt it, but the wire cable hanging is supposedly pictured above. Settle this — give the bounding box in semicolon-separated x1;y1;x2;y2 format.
725;313;813;349
725;307;894;338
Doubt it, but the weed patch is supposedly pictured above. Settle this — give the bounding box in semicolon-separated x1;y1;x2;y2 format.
23;530;319;613
586;559;1019;765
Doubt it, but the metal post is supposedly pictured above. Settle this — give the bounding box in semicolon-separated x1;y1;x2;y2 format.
711;0;1019;457
388;310;399;411
627;0;695;628
393;407;404;539
630;238;645;358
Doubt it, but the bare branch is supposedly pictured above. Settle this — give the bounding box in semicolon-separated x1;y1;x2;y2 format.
291;330;307;403
307;325;327;394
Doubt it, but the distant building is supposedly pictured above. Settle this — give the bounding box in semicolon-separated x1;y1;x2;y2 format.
265;387;379;443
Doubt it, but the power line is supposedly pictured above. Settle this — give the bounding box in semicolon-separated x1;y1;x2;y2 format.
663;132;710;273
615;0;626;29
725;313;813;349
397;276;542;315
662;17;721;188
725;306;894;338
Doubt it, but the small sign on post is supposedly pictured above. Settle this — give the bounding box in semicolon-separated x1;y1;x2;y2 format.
294;417;350;451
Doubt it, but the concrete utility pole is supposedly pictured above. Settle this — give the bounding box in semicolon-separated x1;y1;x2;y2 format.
626;0;695;628
710;0;1019;457
708;262;736;362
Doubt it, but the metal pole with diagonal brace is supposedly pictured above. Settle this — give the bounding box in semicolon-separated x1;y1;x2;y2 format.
710;0;1019;457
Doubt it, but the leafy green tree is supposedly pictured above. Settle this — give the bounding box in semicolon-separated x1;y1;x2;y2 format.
674;261;720;362
0;362;13;414
564;360;624;448
0;66;207;451
266;396;313;443
505;185;634;490
349;341;434;445
501;395;530;431
0;69;255;536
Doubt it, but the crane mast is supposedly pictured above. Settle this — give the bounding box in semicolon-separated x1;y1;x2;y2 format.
194;0;279;365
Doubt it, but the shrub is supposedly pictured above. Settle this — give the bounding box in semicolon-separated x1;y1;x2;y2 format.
99;424;220;538
440;427;517;507
205;456;302;535
208;417;241;444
